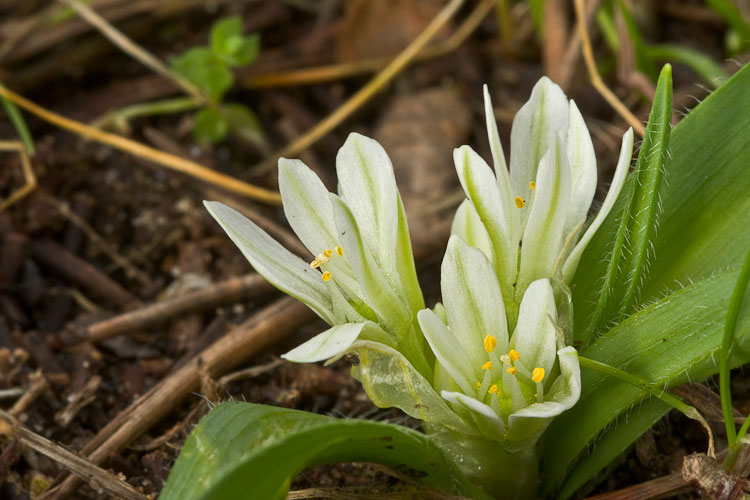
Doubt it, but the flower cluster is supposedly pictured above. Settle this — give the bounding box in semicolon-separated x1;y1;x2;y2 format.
205;78;635;495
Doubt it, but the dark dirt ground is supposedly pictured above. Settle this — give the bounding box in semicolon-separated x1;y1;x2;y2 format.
0;1;749;499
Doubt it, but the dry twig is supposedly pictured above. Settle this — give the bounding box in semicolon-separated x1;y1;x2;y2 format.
0;85;281;205
0;140;37;213
574;0;646;136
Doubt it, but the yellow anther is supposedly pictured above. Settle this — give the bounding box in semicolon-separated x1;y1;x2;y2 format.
334;246;344;256
532;367;545;383
508;349;520;362
514;196;525;208
310;258;322;269
483;335;497;353
322;271;332;282
476;381;481;389
529;181;536;191
482;361;492;371
323;248;333;258
488;384;499;394
506;366;517;375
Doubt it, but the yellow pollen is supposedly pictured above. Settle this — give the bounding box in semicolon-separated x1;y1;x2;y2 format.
323;248;333;258
529;181;536;191
334;246;344;256
508;349;520;362
514;196;525;208
532;367;545;383
322;271;332;282
506;366;517;375
483;335;497;353
488;384;499;394
482;361;492;371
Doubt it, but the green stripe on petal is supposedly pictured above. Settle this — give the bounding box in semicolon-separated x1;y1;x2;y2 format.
418;309;475;395
483;85;516;239
441;235;509;372
204;201;336;324
454;145;517;301
451;199;492;260
517;139;571;297
441;391;506;442
511;279;558;377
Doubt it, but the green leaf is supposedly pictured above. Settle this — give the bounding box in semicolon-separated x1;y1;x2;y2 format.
542;267;750;498
705;0;750;49
210;15;260;66
0;86;35;154
161;402;492;500
579;64;672;345
192;107;228;144
170;47;233;101
573;63;750;322
547;62;750;498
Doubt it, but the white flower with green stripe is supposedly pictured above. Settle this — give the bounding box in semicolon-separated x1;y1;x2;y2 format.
452;78;634;319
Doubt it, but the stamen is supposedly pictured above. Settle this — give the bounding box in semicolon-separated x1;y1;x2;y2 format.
483;334;497;353
322;271;332;282
499;354;511;364
488;384;499;394
532;367;545;383
482;361;492;371
309;258;322;269
529;181;536;191
508;349;520;362
476;381;481;389
514;196;525;208
334;246;344;256
323;248;333;258
506;366;517;375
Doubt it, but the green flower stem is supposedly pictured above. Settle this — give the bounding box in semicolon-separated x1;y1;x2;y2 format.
426;424;539;500
95;96;204;130
720;249;750;469
577;355;714;455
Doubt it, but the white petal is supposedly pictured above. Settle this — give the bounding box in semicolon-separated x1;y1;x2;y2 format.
442;391;505;442
204;201;336;324
507;346;580;449
511;279;557;376
278;158;356;283
329;195;412;338
441;235;508;371
418;309;475;395
509;77;570;207
564;100;597;236
517;140;571;296
283;323;366;363
454;146;517;297
563;128;634;283
451;199;492;260
483;85;516;238
336;133;398;272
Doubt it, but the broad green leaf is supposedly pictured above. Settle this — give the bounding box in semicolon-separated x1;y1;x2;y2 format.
573;63;750;333
192;107;228;144
161;402;493;500
580;65;672;344
210;16;260;66
170;47;233;101
542;267;750;498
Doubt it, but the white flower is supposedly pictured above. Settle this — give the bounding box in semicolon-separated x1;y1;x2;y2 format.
418;235;580;452
452;78;634;312
205;132;433;378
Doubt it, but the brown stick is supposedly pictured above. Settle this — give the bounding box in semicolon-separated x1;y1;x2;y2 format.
83;273;272;344
0;411;147;500
30;238;140;309
44;297;314;499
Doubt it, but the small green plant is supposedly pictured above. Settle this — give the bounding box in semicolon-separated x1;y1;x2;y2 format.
170;15;264;145
162;63;750;500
